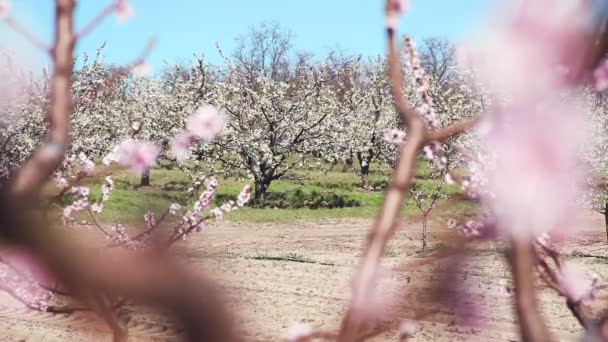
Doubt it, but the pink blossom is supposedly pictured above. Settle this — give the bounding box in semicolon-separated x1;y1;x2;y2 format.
169;203;181;215
422;145;434;160
593;61;608;91
144;211;155;228
78;153;95;175
171;131;196;161
558;263;600;303
385;0;407;29
0;1;10;21
91;203;103;214
445;173;454;185
286;322;312;342
131;62;151;77
399;319;417;337
384;128;406;144
186;105;227;141
487;108;584;239
0;0;10;20
237;185;252;207
114;0;134;22
52;172;69;190
71;186;90;198
116;139;160;175
101;176;114;201
103;147;118;166
390;0;408;14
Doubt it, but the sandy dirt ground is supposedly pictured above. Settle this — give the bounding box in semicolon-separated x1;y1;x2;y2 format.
0;209;607;341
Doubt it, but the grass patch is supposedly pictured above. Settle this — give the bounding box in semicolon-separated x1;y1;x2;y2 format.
69;161;477;224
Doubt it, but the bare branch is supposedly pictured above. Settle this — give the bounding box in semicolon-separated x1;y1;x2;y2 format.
4;17;51;52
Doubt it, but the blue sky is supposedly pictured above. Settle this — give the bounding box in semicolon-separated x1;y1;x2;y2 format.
1;1;491;72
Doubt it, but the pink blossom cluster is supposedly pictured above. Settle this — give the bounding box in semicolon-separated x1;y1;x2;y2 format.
385;0;408;29
62;186;90;224
175;178;219;239
169;203;182;215
63;153;94;176
52;171;69;190
91;176;115;215
0;262;53;312
109;224;141;249
447;218;489;238
77;153;95;176
115;139;160;175
171;105;227;161
101;176;114;201
390;0;408;14
286;322;312;342
557;263;600;303
384;128;406;144
0;0;10;20
131;62;151;77
399;319;417;338
114;0;134;22
593;60;608;91
144;210;155;228
211;185;252;220
422;142;447;169
404;36;439;128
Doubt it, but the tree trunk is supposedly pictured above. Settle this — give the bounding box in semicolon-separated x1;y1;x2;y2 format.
254;181;269;207
140;170;150;187
357;152;370;188
360;163;370;188
604;203;608;242
343;157;354;172
422;215;428;252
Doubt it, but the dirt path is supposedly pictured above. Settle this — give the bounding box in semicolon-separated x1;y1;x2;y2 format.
0;211;607;341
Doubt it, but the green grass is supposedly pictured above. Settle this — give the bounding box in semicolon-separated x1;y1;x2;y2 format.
70;161;477;224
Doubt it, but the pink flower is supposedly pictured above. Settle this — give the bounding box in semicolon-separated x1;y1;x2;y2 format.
171;131;196;161
186;105;226;141
131;62;151;77
116;139;160;175
52;172;69;190
71;186;90;198
78;153;95;175
236;185;252;207
114;0;134;22
91;203;104;214
144;211;155;228
286;322;312;342
169;203;181;215
390;0;408;14
384;128;406;144
0;0;10;20
399;319;417;337
594;61;608;91
558;263;600;303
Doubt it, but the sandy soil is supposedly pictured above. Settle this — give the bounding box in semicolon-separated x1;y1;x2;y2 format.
0;210;607;341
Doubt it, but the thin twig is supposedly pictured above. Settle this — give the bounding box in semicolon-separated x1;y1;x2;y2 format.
4;17;51;52
76;3;116;40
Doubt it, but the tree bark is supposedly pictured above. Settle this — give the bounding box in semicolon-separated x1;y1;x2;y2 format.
343;157;354;172
140;170;150;187
604;203;608;242
422;215;428;252
361;163;370;188
357;153;371;188
254;181;269;206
